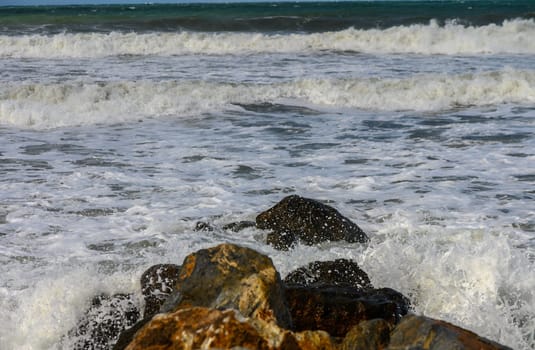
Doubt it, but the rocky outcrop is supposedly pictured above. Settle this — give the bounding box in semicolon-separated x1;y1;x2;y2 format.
284;259;373;290
386;314;513;350
256;195;369;250
107;241;512;350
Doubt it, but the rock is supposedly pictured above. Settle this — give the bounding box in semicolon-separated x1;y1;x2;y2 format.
69;293;140;350
267;230;297;250
293;330;338;350
124;307;270;350
124;306;340;350
194;221;214;232
341;319;392;350
222;220;257;232
140;264;181;319
284;259;373;290
161;243;292;328
386;314;513;350
256;195;368;250
285;285;410;337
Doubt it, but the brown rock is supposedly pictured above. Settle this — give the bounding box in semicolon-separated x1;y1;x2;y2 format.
257;195;369;250
125;306;341;350
387;314;513;350
284;259;373;290
294;330;339;350
341;319;392;350
125;307;270;350
161;243;292;328
140;264;181;319
285;285;409;337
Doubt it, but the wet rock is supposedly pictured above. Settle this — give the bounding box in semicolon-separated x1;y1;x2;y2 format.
285;285;410;337
386;314;513;350
267;230;297;250
284;259;373;290
140;263;181;319
194;221;214;232
124;307;270;350
257;195;369;250
293;330;338;350
341;319;392;350
222;220;257;232
69;293;140;350
125;306;340;350
161;243;292;328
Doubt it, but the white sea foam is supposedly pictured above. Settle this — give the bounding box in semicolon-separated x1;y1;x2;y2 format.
1;19;535;58
1;69;534;128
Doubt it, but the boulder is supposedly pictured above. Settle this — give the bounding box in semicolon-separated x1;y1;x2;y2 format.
256;195;368;250
285;285;410;337
69;293;139;350
124;306;339;350
341;319;392;350
161;243;292;328
124;307;270;350
284;259;373;290
140;264;181;319
386;314;513;350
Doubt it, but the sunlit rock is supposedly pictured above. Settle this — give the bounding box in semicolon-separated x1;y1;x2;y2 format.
161;243;292;328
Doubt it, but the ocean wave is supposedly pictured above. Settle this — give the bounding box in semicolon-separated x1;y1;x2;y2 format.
1;19;535;57
1;69;534;128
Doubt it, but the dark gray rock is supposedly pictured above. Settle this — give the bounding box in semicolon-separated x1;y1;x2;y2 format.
69;293;139;350
285;285;409;337
140;263;181;319
284;259;373;290
257;195;369;250
222;220;257;232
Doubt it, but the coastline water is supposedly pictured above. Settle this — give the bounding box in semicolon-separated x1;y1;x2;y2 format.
0;1;534;349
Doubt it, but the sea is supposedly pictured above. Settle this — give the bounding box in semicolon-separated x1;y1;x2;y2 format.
0;0;534;349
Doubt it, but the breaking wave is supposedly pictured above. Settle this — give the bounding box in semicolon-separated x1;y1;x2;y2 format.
1;19;535;58
1;69;534;128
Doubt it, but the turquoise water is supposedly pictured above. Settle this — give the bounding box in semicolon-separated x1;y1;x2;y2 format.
1;1;535;33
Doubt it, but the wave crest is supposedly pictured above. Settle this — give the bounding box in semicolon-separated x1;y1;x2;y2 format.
1;19;535;58
1;69;534;128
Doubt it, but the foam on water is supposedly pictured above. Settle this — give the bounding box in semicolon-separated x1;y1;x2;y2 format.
1;99;533;348
1;19;535;58
1;68;534;128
